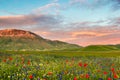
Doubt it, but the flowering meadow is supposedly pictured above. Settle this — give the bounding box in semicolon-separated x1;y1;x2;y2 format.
0;51;120;80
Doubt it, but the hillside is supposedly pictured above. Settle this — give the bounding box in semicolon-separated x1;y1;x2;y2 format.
0;29;81;51
82;45;120;51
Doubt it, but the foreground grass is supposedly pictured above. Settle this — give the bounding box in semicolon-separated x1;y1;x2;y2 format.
0;50;120;80
1;50;120;57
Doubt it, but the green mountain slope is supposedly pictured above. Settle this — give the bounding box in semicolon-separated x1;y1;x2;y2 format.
82;45;120;51
114;44;120;49
0;29;81;51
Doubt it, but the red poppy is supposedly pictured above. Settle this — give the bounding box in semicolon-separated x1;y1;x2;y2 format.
3;59;6;62
103;71;108;75
28;60;31;65
84;63;88;67
29;75;33;79
78;62;82;67
73;77;77;80
85;74;89;78
114;74;118;79
111;68;115;72
66;60;68;63
107;77;112;80
9;57;13;61
48;72;53;75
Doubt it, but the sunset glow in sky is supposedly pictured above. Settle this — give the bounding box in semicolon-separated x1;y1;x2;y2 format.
0;0;120;46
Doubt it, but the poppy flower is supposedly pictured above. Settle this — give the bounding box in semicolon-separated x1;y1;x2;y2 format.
84;63;88;67
114;74;119;79
73;77;77;80
107;77;112;80
9;57;13;61
28;60;31;65
48;72;53;75
29;75;33;79
78;62;82;67
3;59;6;62
103;71;108;75
85;74;89;78
111;68;115;72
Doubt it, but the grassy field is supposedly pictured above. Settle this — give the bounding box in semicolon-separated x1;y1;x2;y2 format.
0;50;120;80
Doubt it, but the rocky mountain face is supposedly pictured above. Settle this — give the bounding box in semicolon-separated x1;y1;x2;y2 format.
0;29;39;38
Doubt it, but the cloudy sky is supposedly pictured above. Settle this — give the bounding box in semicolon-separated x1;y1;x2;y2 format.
0;0;120;46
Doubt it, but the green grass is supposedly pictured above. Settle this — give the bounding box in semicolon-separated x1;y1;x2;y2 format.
1;50;120;57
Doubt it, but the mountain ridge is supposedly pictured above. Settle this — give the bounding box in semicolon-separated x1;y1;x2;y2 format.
81;44;120;51
0;29;81;51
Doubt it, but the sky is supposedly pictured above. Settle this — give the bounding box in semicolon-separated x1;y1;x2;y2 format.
0;0;120;46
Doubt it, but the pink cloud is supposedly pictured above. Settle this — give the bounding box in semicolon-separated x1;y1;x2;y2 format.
32;29;120;46
0;13;62;29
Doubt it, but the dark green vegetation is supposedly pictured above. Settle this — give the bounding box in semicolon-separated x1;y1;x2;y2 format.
0;51;120;80
82;44;120;51
0;37;80;51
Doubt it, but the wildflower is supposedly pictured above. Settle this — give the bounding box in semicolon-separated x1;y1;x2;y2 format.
48;72;53;75
80;74;84;78
84;63;88;67
103;71;108;75
29;75;33;79
39;63;43;66
85;74;89;78
9;57;13;61
8;76;10;78
23;78;26;80
114;74;119;79
111;68;115;72
3;59;6;62
78;62;82;67
58;74;62;80
23;65;26;68
21;61;24;64
28;60;31;65
64;71;68;74
111;63;114;66
15;63;18;67
107;77;112;80
73;77;77;80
